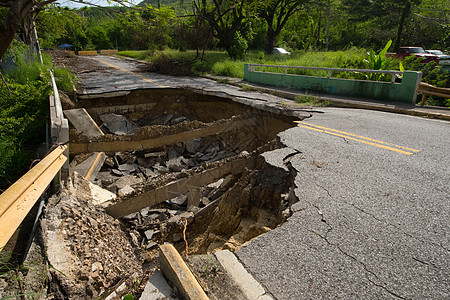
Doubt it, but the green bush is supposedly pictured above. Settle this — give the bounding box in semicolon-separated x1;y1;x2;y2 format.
229;32;248;59
0;44;52;189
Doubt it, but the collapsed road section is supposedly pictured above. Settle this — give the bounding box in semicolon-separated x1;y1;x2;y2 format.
2;87;308;299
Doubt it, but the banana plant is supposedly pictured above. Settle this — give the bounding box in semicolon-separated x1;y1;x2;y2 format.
364;39;393;81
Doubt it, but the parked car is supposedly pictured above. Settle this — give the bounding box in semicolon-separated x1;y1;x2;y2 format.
426;50;450;65
273;47;291;55
386;47;439;64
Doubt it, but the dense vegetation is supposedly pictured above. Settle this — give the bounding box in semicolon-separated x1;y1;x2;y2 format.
0;42;74;189
32;0;449;55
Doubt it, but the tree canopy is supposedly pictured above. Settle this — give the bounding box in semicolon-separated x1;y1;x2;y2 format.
0;0;449;61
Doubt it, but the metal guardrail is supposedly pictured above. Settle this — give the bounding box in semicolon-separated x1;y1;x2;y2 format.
49;70;69;176
0;145;67;250
247;64;404;83
417;82;450;105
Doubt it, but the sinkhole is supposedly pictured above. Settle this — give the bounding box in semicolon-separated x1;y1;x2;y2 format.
65;88;304;257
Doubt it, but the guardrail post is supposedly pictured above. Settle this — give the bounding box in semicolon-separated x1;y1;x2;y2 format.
49;70;70;180
328;70;331;78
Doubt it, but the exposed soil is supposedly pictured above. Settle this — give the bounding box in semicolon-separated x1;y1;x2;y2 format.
47;49;109;75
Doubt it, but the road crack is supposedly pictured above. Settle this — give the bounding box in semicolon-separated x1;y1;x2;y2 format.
346;201;449;254
310;208;407;300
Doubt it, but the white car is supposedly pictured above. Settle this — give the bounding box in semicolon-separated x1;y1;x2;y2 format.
426;50;450;65
273;47;291;55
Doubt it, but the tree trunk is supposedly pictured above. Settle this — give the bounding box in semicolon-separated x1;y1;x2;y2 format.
265;28;275;54
0;0;34;62
325;0;331;51
394;0;411;51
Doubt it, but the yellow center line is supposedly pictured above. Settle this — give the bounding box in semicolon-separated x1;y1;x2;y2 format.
297;121;420;153
295;123;417;155
93;58;168;88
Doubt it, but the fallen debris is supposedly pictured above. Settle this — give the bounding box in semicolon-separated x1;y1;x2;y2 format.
40;175;143;299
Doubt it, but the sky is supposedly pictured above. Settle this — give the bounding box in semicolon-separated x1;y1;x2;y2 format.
56;0;139;9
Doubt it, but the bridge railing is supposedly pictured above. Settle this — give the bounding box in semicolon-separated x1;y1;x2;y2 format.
244;63;422;104
246;64;403;83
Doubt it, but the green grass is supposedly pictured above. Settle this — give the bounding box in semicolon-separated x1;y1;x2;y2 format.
54;67;77;92
295;94;331;107
118;48;367;78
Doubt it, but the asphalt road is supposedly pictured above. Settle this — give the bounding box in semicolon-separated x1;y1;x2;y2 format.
75;56;449;299
238;108;449;299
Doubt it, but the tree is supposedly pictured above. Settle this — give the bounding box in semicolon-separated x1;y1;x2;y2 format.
192;0;253;58
257;0;308;54
342;0;422;50
0;0;59;62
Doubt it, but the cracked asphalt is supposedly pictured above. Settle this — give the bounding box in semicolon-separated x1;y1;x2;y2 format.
238;108;449;299
71;55;449;299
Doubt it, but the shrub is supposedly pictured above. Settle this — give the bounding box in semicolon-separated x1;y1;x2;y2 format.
229;32;248;59
54;67;76;91
0;44;52;189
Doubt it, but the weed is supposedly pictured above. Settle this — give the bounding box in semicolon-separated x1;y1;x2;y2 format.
239;84;253;91
202;255;220;276
295;94;331;107
54;67;77;92
217;78;229;84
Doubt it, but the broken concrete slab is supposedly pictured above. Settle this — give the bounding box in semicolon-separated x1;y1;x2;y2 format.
70;172;117;206
144;229;160;240
170;194;188;206
118;163;138;175
118;185;135;197
100;113;137;135
64;108;104;137
140;270;178;300
108;175;143;191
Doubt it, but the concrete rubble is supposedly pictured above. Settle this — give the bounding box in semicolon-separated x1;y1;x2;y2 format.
40;174;144;299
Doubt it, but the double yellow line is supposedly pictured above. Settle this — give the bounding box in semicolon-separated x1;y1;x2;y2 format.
94;58;168;88
295;121;420;155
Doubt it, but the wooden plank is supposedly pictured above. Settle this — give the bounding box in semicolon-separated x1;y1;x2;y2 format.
70;152;106;181
70;119;242;154
106;157;259;218
0;146;67;217
0;146;67;250
159;244;209;300
64;108;104;137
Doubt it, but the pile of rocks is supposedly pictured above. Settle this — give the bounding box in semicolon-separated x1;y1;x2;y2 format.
95;138;237;197
40;179;144;299
120;174;238;251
